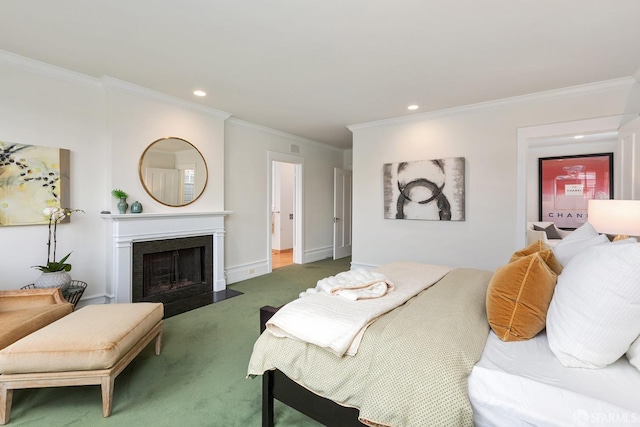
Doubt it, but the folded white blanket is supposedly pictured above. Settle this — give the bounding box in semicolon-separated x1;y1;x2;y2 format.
302;268;394;300
266;262;453;356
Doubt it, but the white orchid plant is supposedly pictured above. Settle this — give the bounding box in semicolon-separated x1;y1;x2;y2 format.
32;206;84;273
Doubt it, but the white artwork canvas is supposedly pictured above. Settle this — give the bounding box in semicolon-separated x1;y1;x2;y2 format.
383;157;465;221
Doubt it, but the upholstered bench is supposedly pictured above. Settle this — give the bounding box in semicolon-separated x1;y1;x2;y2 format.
0;303;163;425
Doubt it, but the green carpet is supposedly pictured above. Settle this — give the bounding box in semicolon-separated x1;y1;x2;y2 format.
7;257;351;427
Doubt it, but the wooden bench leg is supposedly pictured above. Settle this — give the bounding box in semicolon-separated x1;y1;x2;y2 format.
101;376;115;417
0;384;13;425
155;329;163;355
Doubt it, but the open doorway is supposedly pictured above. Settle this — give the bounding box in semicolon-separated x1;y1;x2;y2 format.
272;161;295;269
333;168;352;259
268;151;304;272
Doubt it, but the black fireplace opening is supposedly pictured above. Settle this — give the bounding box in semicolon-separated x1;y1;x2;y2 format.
132;235;214;317
143;246;205;296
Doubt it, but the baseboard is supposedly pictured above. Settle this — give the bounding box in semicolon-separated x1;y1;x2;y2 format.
75;293;111;308
226;246;336;284
225;259;270;284
349;261;378;270
302;246;333;263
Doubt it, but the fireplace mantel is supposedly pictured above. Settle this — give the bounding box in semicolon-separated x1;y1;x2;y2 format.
102;211;231;303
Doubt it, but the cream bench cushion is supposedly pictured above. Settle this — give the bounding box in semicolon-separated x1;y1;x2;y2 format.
0;303;163;374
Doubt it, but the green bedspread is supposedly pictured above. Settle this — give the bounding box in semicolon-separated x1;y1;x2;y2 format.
247;267;492;427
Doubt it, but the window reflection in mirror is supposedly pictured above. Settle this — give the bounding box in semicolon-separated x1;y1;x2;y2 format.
139;137;208;206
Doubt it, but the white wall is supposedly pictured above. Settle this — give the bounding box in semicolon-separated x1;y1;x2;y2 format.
0;58;107;294
0;59;228;300
224;119;345;282
0;52;344;300
103;78;227;213
350;79;640;272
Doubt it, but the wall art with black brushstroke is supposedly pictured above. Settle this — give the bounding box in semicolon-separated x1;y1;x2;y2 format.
383;157;465;221
0;141;70;226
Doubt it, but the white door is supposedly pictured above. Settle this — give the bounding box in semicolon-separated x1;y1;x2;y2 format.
145;167;180;205
618;117;640;199
333;168;352;259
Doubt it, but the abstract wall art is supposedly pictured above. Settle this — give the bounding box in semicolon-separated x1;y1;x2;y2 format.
383;157;465;221
0;141;70;226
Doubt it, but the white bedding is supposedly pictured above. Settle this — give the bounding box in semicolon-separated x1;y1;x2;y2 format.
469;331;640;427
265;262;452;357
310;268;394;300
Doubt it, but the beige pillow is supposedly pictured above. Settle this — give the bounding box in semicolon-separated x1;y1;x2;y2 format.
510;241;563;275
487;253;557;341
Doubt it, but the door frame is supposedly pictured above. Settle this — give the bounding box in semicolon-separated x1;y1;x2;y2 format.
267;151;304;271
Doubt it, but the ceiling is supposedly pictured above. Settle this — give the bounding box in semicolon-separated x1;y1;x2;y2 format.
1;1;640;150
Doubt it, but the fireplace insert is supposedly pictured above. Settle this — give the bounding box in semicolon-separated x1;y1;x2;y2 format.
132;235;213;316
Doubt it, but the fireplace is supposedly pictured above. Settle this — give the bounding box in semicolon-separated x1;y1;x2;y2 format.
102;211;231;310
132;235;213;316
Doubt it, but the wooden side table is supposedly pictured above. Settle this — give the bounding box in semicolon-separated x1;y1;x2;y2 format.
21;281;87;308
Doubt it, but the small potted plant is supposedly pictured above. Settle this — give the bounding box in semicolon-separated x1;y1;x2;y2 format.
112;189;129;214
32;207;83;289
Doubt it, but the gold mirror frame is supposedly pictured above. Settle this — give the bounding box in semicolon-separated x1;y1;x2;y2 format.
138;137;208;207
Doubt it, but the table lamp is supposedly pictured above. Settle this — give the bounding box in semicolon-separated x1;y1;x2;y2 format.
588;199;640;240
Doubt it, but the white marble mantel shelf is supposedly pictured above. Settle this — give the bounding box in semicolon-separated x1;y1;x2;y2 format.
102;211;232;303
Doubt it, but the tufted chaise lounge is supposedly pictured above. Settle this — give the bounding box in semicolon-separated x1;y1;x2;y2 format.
0;302;163;424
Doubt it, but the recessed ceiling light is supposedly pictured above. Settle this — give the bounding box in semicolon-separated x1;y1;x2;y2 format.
193;90;207;97
407;105;419;110
574;135;584;139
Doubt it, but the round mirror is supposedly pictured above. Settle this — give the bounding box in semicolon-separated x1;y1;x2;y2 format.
139;137;208;207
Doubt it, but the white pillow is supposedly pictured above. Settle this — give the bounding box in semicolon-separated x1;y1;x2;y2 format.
562;222;599;241
628;336;640;371
552;233;608;266
546;242;640;368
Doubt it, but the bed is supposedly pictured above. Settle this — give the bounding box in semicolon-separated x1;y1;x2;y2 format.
248;263;494;426
248;237;640;427
470;330;640;426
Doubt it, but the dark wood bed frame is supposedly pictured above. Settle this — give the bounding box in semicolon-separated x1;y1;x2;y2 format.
259;305;363;427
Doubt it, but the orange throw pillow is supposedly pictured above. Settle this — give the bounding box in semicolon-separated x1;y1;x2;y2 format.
509;240;563;275
487;253;557;341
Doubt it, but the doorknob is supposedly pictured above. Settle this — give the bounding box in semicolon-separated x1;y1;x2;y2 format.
334;217;340;223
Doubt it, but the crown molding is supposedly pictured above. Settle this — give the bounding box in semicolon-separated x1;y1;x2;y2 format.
0;50;232;120
347;77;638;132
100;76;231;120
0;49;100;89
227;117;344;152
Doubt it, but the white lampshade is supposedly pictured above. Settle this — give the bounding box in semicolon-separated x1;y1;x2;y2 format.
588;199;640;236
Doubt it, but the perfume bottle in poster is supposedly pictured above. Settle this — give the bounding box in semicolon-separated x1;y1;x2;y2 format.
553;165;588;210
540;153;611;229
